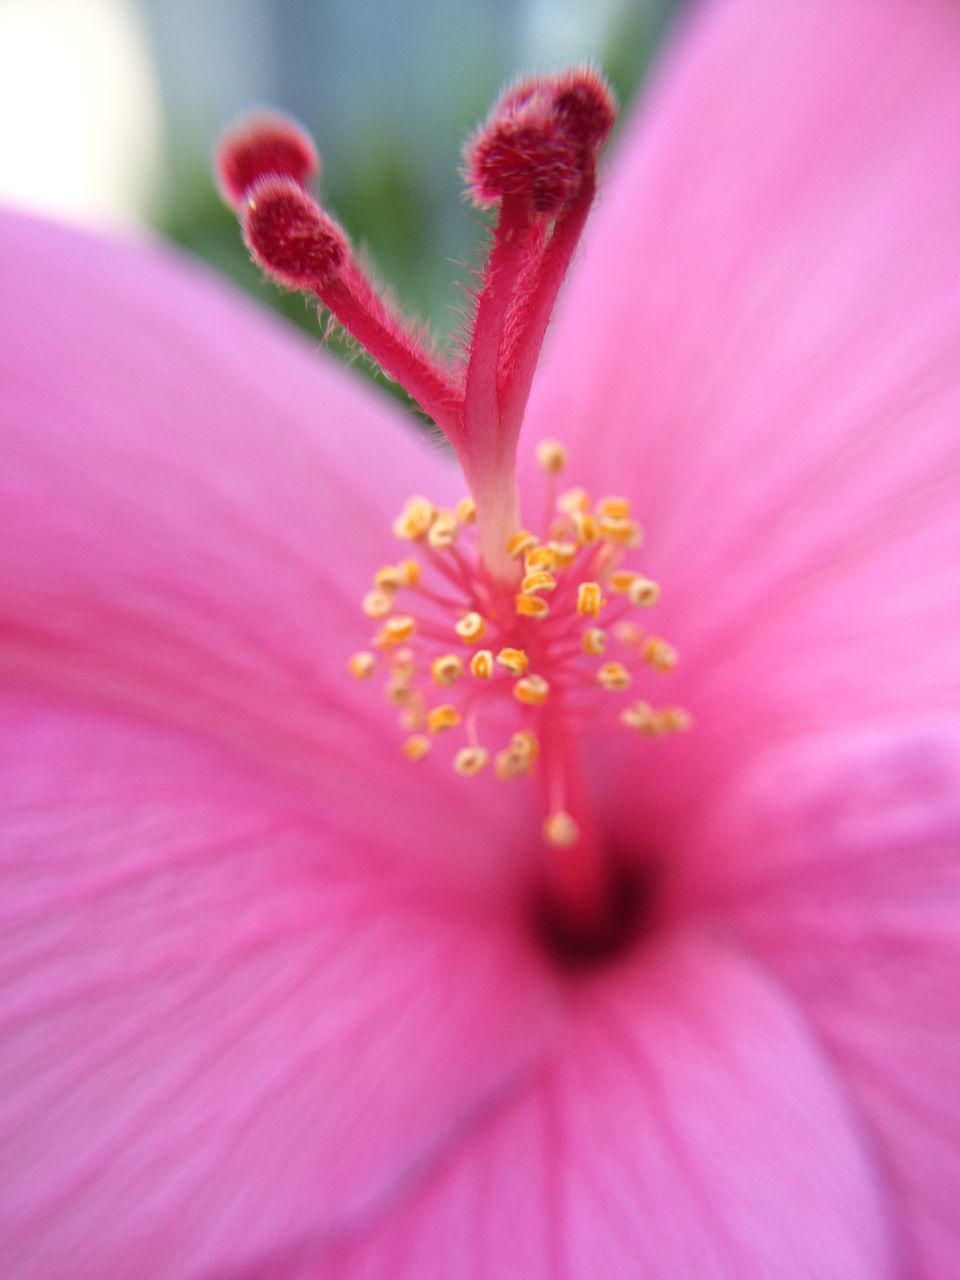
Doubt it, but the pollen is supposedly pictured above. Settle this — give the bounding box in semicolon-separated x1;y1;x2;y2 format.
362;589;393;618
514;674;550;705
378;615;417;645
431;654;464;686
470;649;494;679
582;627;606;656
516;593;550;619
576;582;604;617
374;565;404;592
427;510;458;550
507;529;538;559
628;576;660;607
597;661;631;691
536;440;568;473
399;558;421;587
572;511;599;544
454;746;489;776
543;811;579;848
496;647;529;676
455;611;487;643
428;704;462;733
393;497;435;540
525;545;557;571
349;651;377;680
402;734;431;761
642;636;678;672
521;570;557;595
596;496;630;520
455;496;477;525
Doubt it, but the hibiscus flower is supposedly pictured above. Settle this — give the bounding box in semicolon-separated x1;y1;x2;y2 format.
1;1;958;1278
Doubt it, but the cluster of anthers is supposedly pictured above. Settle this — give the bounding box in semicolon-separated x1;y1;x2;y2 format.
216;65;690;869
347;442;689;848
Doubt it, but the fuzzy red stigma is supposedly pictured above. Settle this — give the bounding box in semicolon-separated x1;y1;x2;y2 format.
216;112;319;211
464;67;616;214
214;67;616;579
243;178;347;289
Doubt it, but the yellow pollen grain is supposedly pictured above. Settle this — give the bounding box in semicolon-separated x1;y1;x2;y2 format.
506;529;538;559
516;593;549;619
572;511;599;545
392;496;435;541
455;495;477;525
548;540;578;568
628;576;661;607
557;487;590;516
521;570;557;595
536;439;568;474
510;729;539;761
431;654;464;686
576;582;605;618
402;734;431;761
470;649;494;679
348;651;376;680
543;811;579;848
427;510;458;551
596;496;631;520
525;545;558;571
597;661;632;691
399;558;421;587
600;517;643;548
427;704;462;733
607;570;638;595
361;589;393;618
454;745;489;776
373;565;403;592
496;647;529;677
454;611;486;643
378;614;417;645
643;636;678;672
514;674;550;706
582;627;606;656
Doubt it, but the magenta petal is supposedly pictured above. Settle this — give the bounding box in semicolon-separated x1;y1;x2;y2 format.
689;719;960;1279
317;937;896;1279
524;0;960;778
0;208;463;767
0;691;556;1279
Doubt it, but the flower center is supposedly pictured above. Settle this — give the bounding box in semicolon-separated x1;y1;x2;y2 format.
215;67;690;942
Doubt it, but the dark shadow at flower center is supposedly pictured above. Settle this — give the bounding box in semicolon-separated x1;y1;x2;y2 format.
530;853;663;975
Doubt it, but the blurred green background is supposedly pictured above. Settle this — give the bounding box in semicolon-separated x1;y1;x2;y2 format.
0;0;683;398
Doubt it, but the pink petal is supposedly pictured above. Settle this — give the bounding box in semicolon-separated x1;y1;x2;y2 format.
686;719;960;1279
0;689;556;1280
317;937;896;1279
0;208;464;774
524;0;960;811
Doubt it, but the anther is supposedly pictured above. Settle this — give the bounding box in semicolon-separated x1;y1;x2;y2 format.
628;576;660;607
581;627;606;656
557;487;590;515
455;496;477;525
455;612;487;643
536;440;568;473
572;511;599;544
216;112;319;211
642;637;678;672
393;497;435;541
470;650;494;679
427;510;458;550
428;705;462;733
454;746;489;776
596;496;630;520
521;570;557;595
348;651;376;680
362;589;393;618
242;178;347;290
496;647;529;677
431;654;464;686
576;582;604;617
597;661;631;691
507;530;539;559
516;594;550;619
514;674;550;706
543;810;580;848
373;565;404;592
402;734;432;761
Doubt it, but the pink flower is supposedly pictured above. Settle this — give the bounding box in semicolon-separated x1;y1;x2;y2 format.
1;1;958;1277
